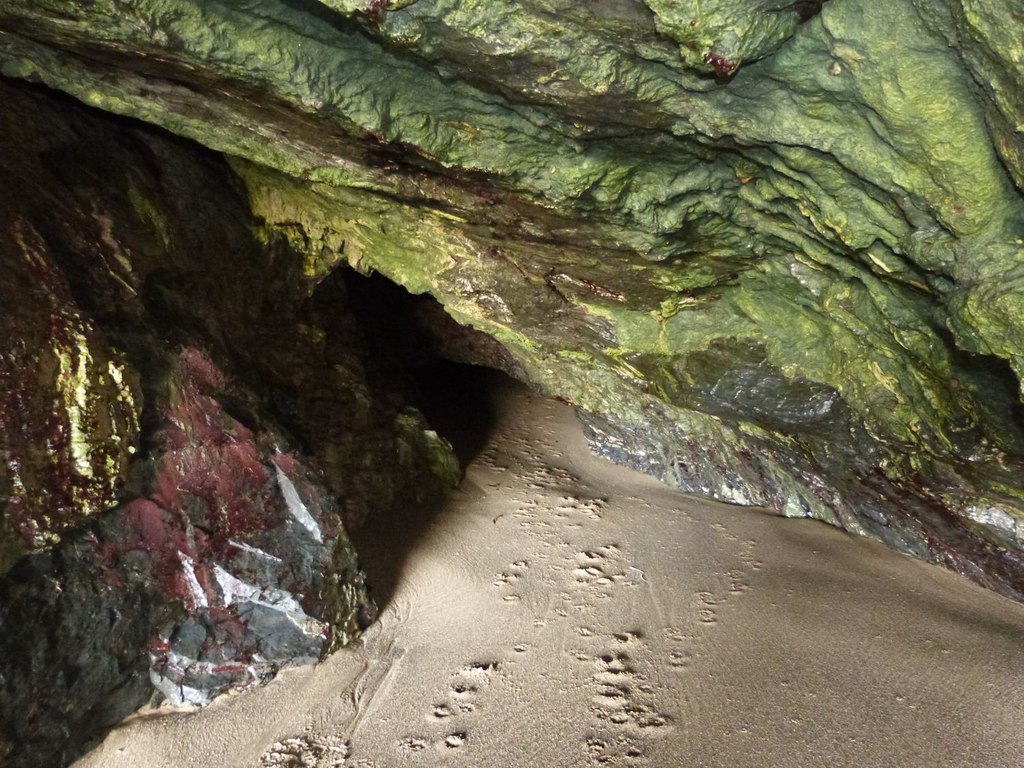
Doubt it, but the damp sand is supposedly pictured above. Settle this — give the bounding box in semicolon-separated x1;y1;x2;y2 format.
75;378;1024;768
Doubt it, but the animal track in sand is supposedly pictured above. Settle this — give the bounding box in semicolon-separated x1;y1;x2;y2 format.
668;649;692;669
587;735;646;765
572;546;631;589
399;736;429;753
444;732;467;749
612;630;644;645
520;464;579;492
405;662;502;754
681;533;760;634
492;560;530;588
474;448;510;473
580;638;673;766
259;732;350;767
695;591;720;625
552;495;606;523
661;628;695;672
431;703;453;719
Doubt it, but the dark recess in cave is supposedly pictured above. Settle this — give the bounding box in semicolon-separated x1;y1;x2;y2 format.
409;359;502;469
0;75;518;767
339;270;516;610
934;326;1024;455
342;269;505;470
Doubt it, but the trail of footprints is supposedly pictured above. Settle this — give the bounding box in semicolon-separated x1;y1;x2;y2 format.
398;661;502;757
662;625;694;672
484;421;680;765
481;403;767;766
259;398;765;767
571;628;673;766
490;434;676;763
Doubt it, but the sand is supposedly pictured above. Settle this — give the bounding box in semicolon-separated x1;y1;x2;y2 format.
74;377;1024;768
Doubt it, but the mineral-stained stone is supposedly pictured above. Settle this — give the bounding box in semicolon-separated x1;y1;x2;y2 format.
0;215;141;572
1;0;1024;588
0;78;458;767
0;347;374;767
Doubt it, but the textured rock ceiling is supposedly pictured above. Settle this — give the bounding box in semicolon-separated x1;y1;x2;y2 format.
2;0;1024;633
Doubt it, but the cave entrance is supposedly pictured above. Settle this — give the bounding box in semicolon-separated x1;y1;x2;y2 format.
341;269;514;472
337;269;524;608
406;359;503;469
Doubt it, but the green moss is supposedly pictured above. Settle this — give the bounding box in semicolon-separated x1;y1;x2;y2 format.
4;0;1024;591
643;0;811;74
127;182;172;251
394;410;461;490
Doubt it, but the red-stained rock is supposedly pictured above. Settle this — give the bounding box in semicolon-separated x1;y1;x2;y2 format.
0;79;455;768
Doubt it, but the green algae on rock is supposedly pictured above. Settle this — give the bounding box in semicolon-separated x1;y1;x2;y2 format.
1;0;1024;597
642;0;824;75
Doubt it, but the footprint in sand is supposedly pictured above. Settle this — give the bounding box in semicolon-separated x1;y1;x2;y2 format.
587;735;646;765
573;546;629;589
492;560;530;590
668;649;692;669
552;495;606;524
695;591;720;625
612;630;643;645
259;732;350;767
661;626;696;671
399;736;430;753
406;662;502;754
494;563;527;601
447;661;501;714
444;732;468;749
431;703;454;719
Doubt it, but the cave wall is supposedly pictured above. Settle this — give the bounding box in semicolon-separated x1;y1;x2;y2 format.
0;79;459;766
2;0;1020;594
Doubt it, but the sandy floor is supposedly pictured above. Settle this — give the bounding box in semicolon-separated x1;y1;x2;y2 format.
75;378;1024;768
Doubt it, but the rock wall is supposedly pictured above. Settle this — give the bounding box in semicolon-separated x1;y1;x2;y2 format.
3;0;1020;595
0;80;458;767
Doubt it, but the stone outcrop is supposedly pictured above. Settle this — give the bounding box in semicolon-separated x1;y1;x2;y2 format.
0;80;457;767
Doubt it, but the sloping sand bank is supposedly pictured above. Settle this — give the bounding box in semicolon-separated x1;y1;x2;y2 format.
75;379;1024;768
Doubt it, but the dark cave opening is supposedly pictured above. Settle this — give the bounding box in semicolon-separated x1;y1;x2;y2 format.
0;75;529;767
337;269;519;609
406;359;502;470
340;269;512;472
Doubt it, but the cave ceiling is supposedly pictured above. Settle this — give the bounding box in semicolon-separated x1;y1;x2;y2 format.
2;1;1024;596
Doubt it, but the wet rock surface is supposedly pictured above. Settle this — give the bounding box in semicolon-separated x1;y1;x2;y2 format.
2;0;1023;601
0;80;458;767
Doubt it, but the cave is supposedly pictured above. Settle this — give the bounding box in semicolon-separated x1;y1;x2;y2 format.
1;1;1024;766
